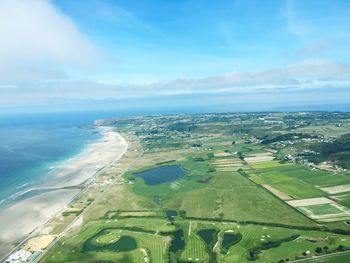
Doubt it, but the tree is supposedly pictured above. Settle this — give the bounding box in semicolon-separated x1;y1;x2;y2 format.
337;245;345;251
315;247;323;254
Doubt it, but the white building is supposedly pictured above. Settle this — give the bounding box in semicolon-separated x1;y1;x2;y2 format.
6;250;32;263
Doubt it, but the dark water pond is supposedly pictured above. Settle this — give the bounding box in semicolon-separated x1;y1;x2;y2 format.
82;230;137;252
166;210;178;220
197;229;218;246
197;228;219;263
221;232;242;254
168;230;185;253
134;165;186;185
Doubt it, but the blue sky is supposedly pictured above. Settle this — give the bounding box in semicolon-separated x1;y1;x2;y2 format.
0;0;349;112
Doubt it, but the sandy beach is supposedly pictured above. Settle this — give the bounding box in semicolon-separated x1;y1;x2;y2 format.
0;126;128;258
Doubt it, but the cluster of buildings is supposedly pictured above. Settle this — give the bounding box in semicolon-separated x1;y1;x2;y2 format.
5;250;36;263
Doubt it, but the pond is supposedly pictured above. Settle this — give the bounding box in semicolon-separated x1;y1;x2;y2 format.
197;228;219;263
197;229;218;246
134;165;186;185
221;232;242;254
166;210;178;220
168;229;185;254
82;230;137;252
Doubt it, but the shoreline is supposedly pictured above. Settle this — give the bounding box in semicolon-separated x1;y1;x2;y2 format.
0;126;128;259
0;126;101;208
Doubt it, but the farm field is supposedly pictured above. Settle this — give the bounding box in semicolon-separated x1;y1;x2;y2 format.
36;112;350;263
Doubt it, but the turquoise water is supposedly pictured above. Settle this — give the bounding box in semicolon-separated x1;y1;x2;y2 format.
0;112;107;204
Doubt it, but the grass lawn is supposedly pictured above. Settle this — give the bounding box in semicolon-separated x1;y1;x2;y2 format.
332;192;350;209
296;251;350;263
251;172;325;199
169;184;315;226
250;161;289;169
303;204;343;215
305;174;350;188
211;171;254;188
41;218;172;263
216;223;350;263
180;232;207;261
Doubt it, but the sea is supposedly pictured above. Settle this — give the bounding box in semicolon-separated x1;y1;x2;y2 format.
1;104;348;206
0;107;199;206
0;111;127;205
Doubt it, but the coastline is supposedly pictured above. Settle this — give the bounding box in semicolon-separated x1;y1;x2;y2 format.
0;126;128;259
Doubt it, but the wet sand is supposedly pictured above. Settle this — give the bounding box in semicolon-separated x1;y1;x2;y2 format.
0;126;128;258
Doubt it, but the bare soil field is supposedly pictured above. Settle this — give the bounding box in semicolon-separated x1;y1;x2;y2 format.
299;203;350;222
321;184;350;194
213;163;243;167
245;153;274;163
118;211;157;217
287;197;333;207
211;158;242;164
214;152;233;157
262;184;292;200
288;197;350;222
24;235;56;252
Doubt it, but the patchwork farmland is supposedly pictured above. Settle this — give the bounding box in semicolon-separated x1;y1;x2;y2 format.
33;112;350;263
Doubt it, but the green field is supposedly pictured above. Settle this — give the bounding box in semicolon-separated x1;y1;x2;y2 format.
297;251;350;263
41;218;173;263
38;113;350;263
211;171;254;188
333;192;350;208
304;204;343;215
251;172;324;199
250;161;289;170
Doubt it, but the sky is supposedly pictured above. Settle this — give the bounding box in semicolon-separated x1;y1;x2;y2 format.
0;0;350;113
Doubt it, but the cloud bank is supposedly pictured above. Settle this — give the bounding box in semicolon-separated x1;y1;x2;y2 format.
0;0;349;111
1;58;349;108
0;0;101;84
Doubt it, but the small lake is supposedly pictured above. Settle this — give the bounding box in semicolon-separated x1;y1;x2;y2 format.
82;230;137;252
197;229;218;246
168;230;185;254
134;165;186;185
197;228;219;263
221;232;242;254
166;210;178;220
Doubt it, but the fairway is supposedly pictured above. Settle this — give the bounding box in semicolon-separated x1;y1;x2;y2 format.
33;112;350;263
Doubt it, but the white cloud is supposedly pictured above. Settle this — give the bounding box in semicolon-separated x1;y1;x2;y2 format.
150;59;350;95
296;41;329;57
0;0;101;83
1;59;349;108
